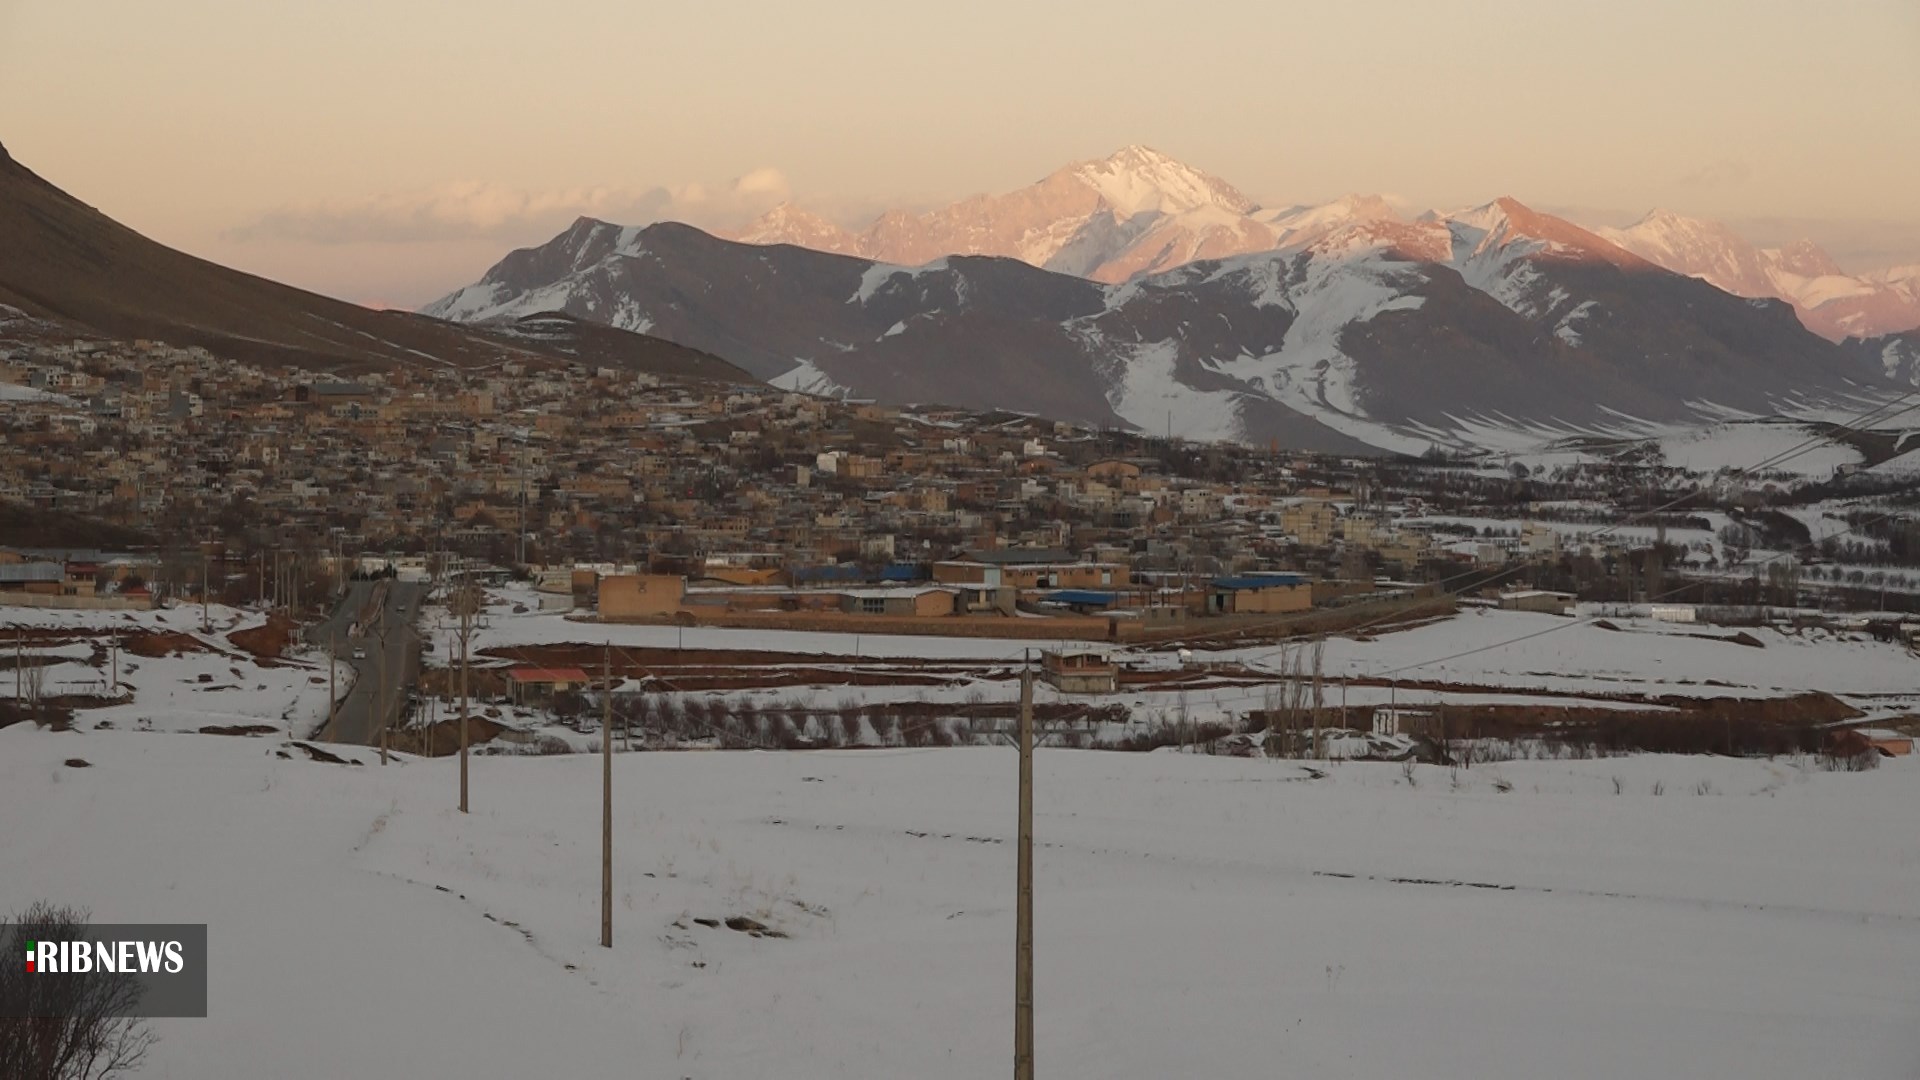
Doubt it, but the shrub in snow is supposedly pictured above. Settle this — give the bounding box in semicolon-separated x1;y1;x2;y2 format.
0;902;155;1080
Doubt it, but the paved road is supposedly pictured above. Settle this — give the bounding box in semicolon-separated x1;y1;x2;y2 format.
307;580;425;745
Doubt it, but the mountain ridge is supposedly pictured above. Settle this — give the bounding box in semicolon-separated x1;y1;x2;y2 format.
1599;209;1920;342
427;198;1898;456
711;147;1919;342
0;144;751;382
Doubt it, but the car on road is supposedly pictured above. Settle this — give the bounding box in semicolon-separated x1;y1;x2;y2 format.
352;648;367;660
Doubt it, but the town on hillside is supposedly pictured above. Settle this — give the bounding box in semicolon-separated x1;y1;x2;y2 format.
4;317;1918;763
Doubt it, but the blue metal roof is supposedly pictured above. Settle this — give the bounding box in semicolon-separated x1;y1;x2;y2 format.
879;563;928;582
1212;574;1308;591
1045;589;1119;607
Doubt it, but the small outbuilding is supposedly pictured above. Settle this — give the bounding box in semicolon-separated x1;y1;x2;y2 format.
1498;589;1575;615
508;667;592;706
1039;647;1118;694
1207;573;1311;615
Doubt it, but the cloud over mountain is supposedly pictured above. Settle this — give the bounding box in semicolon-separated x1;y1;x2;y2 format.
229;168;791;246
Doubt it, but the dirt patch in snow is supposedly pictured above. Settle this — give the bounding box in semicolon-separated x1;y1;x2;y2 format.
229;614;300;659
199;723;280;737
124;630;208;658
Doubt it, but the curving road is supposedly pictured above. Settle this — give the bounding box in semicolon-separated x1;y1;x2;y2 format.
308;580;425;745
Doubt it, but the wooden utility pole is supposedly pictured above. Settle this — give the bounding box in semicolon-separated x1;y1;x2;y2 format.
601;641;614;949
456;584;476;814
201;550;211;633
1015;657;1035;1080
326;636;336;738
110;635;118;697
376;621;390;765
1312;637;1325;761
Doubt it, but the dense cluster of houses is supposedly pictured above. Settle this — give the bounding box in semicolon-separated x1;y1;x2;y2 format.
7;320;1887;630
0;547;155;609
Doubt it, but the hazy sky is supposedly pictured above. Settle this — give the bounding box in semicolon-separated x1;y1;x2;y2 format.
3;0;1917;307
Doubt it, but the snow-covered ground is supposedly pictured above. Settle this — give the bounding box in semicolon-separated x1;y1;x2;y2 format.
1;602;342;735
3;729;1915;1079
444;585;1043;662
1490;417;1889;481
1223;607;1918;701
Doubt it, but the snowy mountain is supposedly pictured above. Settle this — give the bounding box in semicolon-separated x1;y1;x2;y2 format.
722;149;1919;344
425;197;1892;455
1600;210;1920;342
721;145;1390;286
1848;329;1920;388
728;203;864;257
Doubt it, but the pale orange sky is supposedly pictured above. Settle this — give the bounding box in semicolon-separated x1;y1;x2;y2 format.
3;0;1916;307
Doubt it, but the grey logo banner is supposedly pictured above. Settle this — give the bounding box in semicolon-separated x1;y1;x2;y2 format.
2;923;208;1018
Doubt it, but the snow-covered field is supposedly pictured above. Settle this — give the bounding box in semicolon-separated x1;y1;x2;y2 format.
446;586;1041;661
1234;607;1919;700
1490;416;1890;481
4;731;1919;1078
422;592;1920;739
1;602;341;735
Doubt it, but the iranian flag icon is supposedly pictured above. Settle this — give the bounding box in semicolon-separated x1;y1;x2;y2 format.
24;940;35;973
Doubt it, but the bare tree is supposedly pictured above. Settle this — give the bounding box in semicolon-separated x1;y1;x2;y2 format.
21;660;47;726
0;903;156;1080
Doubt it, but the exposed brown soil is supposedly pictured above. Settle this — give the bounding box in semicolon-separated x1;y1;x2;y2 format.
123;631;208;658
287;741;359;765
391;715;511;757
1328;690;1863;758
198;723;279;737
229;614;299;659
1168;599;1460;650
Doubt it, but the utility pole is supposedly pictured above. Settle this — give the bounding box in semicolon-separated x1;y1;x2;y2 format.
457;583;476;813
1312;637;1325;761
376;621;389;765
110;635;118;697
601;641;614;949
327;636;336;738
1015;655;1035;1080
201;549;212;633
13;629;20;706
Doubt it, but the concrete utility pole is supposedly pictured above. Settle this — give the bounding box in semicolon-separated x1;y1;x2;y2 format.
1015;656;1035;1080
201;550;211;633
14;629;20;705
601;641;614;949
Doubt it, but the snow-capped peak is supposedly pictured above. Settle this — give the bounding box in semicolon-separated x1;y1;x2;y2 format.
1440;198;1639;266
1259;194;1401;248
1768;238;1844;280
726;202;864;255
1066;145;1256;220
